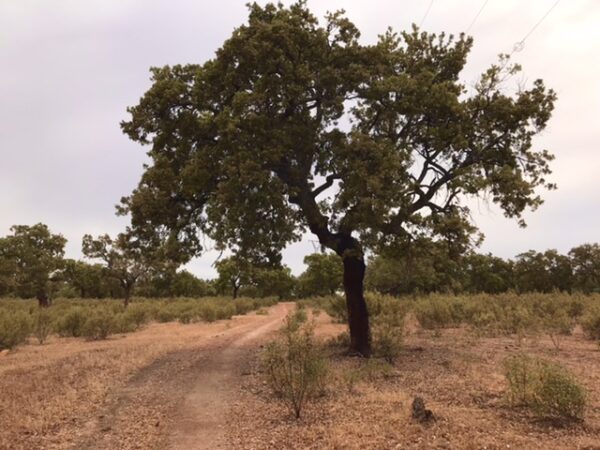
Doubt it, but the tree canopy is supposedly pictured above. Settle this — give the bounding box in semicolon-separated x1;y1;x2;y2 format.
120;2;556;354
297;252;343;297
0;223;66;306
82;233;150;306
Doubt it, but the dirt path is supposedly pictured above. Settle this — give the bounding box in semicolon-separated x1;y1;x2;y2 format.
72;302;294;450
168;303;294;450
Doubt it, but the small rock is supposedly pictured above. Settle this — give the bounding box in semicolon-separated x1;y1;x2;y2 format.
411;396;435;424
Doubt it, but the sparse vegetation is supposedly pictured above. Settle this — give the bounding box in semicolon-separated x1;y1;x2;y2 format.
581;306;600;340
262;310;329;419
32;309;53;344
504;353;586;422
0;296;277;349
0;309;31;350
82;309;116;340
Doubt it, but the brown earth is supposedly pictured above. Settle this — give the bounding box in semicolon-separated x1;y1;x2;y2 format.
1;304;599;450
0;302;293;450
229;313;600;450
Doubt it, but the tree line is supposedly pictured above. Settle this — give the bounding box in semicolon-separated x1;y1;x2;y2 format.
1;223;598;307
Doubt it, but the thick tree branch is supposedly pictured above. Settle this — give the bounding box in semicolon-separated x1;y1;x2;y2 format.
311;173;340;199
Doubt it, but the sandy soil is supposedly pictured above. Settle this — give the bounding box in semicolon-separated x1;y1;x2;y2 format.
1;304;599;450
0;302;293;450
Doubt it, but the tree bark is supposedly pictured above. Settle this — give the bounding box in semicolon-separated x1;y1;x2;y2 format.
37;291;50;308
232;284;239;299
339;237;371;357
123;285;131;308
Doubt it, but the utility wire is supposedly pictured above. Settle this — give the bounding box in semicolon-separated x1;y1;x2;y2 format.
419;0;435;28
510;0;561;54
465;0;490;33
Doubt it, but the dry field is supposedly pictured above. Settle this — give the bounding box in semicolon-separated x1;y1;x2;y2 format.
1;302;599;450
230;313;600;450
0;303;293;450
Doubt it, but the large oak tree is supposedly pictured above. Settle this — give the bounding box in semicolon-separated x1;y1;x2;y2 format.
120;2;556;355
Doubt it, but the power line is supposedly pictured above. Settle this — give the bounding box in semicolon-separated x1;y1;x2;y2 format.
465;0;490;33
419;0;435;28
510;0;561;55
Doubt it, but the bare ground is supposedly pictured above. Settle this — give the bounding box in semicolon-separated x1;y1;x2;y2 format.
1;304;599;450
229;313;600;450
0;302;293;450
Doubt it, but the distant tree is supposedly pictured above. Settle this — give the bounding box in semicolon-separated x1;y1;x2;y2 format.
140;268;214;297
513;249;572;293
0;224;66;306
62;259;111;298
569;243;600;293
297;253;343;297
544;250;573;292
120;2;556;355
462;253;514;294
82;233;149;306
214;256;254;299
366;237;468;295
0;252;14;297
170;270;214;297
252;266;296;299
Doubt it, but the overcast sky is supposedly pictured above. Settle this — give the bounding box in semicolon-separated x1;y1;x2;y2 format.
1;0;598;277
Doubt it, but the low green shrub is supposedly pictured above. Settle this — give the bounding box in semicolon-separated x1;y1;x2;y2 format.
532;362;586;422
199;304;217;322
55;307;87;337
503;353;586;423
262;314;328;419
0;309;31;350
581;307;600;340
155;306;178;323
325;296;347;323
33;309;53;344
370;303;406;363
216;303;236;320
542;310;573;351
81;310;115;340
414;297;454;333
371;319;403;363
501;305;539;344
121;304;150;329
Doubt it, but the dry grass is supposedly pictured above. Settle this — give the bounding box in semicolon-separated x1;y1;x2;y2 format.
228;314;600;450
0;315;260;450
1;304;599;450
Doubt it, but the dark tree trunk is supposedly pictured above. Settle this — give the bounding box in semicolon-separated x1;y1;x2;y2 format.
339;237;371;357
123;286;131;308
37;291;50;308
232;284;239;299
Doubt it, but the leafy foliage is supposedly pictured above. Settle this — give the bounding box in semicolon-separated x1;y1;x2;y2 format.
81;310;116;340
297;253;343;297
0;309;31;350
581;306;600;341
0;224;66;305
82;233;150;304
503;353;586;423
120;2;556;352
262;310;329;418
569;244;600;293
